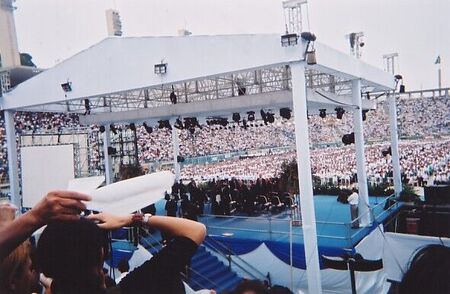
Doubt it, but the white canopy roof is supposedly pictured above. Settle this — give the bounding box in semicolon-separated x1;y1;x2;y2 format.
1;34;395;122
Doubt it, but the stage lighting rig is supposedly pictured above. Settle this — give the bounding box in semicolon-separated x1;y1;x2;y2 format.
342;132;355;145
280;108;291;120
281;33;299;47
110;124;117;135
395;74;406;93
154;62;167;74
247;111;255;121
143;122;153;134
61;81;72;92
335;107;345;119
158;120;172;130
319;109;327;118
301;32;317;65
174;118;184;130
99;125;106;133
232;113;241;123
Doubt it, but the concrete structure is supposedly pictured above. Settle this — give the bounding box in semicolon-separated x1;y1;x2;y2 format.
105;9;122;37
0;0;20;68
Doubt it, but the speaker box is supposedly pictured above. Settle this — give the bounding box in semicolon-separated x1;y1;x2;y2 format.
424;185;450;205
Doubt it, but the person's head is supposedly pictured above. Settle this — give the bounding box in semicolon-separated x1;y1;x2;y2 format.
0;241;39;294
234;280;268;294
118;259;129;273
399;244;450;294
37;218;109;293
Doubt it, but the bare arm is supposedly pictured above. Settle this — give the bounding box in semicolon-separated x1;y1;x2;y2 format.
88;213;206;245
0;191;91;260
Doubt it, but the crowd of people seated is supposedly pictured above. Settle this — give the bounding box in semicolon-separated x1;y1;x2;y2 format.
0;95;449;185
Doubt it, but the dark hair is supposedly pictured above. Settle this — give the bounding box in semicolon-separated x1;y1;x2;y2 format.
234;279;268;294
118;259;130;273
37;218;109;293
399;244;450;294
269;285;293;294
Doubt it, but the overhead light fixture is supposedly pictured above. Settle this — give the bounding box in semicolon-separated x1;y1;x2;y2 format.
247;111;255;121
382;146;392;157
335;107;345;119
110;124;117;135
266;112;275;123
300;32;317;65
300;32;317;42
281;33;299;47
232;113;241;123
395;74;406;93
242;119;248;130
154;62;167;74
280;108;291;120
362;110;369;121
129;123;136;131
174;118;184;130
158;120;172;130
61;81;72;92
84;99;91;115
143;122;153;134
170;85;177;104
319;109;327;118
99;125;106;133
342;132;355;145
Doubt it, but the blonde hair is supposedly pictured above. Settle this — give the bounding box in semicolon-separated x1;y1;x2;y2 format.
0;241;32;294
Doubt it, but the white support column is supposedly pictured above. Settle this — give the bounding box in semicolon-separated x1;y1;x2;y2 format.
102;125;113;184
4;110;20;208
388;92;402;195
352;79;371;227
171;126;181;181
291;62;322;294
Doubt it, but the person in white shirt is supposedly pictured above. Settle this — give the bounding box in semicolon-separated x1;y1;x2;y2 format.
347;189;359;229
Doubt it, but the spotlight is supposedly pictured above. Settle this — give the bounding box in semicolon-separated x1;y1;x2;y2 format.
382;146;392;157
260;109;268;125
280;108;291;120
281;33;299;47
362;110;369;121
154;62;167;74
143;122;153;134
84;99;91;115
342;133;355;145
266;112;275;123
335;107;345;119
170;85;177;104
399;85;406;93
129;123;136;131
174;118;184;130
395;74;406;93
232;113;241;123
99;125;106;133
110;124;117;135
306;50;317;65
319;109;327;118
247;111;255;121
158;120;172;130
300;32;317;42
61;81;72;92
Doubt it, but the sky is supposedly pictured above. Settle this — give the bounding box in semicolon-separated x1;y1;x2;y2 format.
12;0;450;90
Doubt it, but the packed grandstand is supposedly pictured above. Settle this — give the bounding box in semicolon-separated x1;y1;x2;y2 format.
0;95;449;186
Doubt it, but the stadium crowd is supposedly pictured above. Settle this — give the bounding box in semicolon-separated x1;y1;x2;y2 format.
0;95;449;185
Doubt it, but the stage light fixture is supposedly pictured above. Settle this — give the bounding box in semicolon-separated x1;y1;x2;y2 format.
342;133;355;145
143;122;153;134
177;156;185;163
154;62;167;74
335;107;345;119
319;109;327;118
99;125;105;133
281;33;299;47
300;32;317;42
280;108;291;120
266;112;275;123
61;81;72;92
84;99;91;115
395;74;406;93
232;113;241;123
129;123;136;131
107;146;117;155
260;109;268;125
247;111;255;121
110;124;117;135
158;120;172;130
242;119;247;130
362;110;369;121
174;118;184;130
170;85;177;104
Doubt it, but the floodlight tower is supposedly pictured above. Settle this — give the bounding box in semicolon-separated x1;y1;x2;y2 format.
346;32;365;59
0;0;21;68
282;0;307;34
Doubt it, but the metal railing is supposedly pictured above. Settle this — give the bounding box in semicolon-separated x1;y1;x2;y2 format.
203;235;268;282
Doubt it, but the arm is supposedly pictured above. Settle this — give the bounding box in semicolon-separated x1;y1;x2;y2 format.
88;213;206;245
0;190;91;260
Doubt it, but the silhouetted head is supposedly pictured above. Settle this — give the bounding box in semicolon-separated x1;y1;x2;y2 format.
37;218;109;293
399;244;450;294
